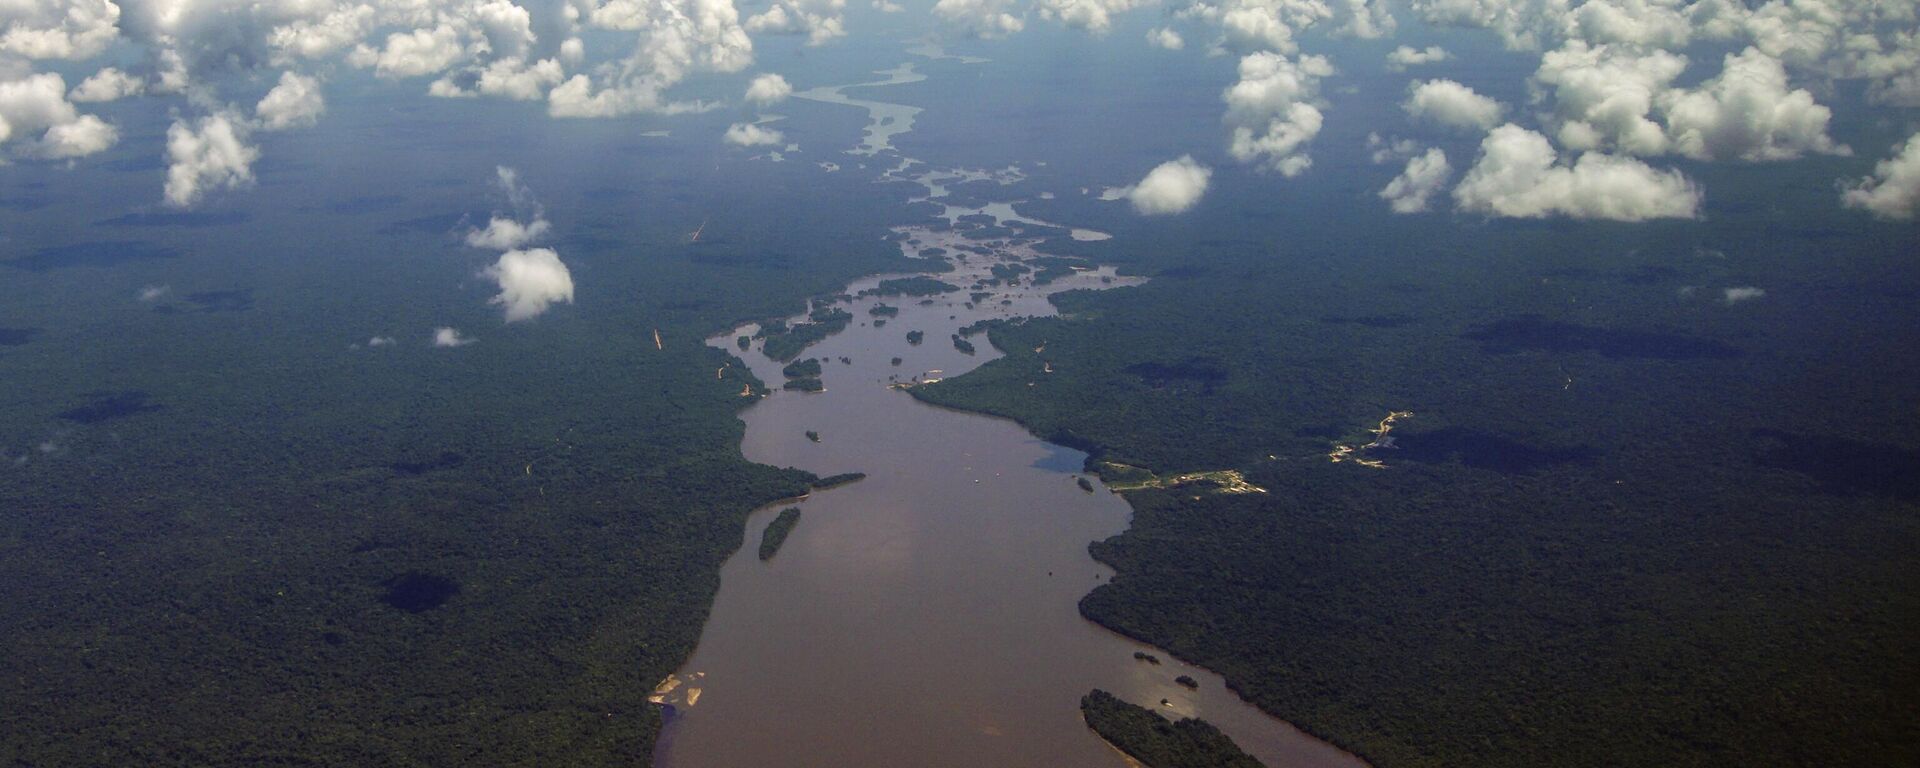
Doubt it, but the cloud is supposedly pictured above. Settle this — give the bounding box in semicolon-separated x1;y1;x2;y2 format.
724;122;784;146
1148;27;1184;49
368;335;398;347
1404;79;1504;132
1532;41;1685;156
255;71;325;130
1223;51;1331;175
1843;133;1920;220
353;24;470;79
746;0;848;45
1385;45;1448;71
164;112;258;208
1722;286;1765;303
745;73;793;106
1659;47;1845;162
433;57;566;100
933;0;1026;37
0;0;121;60
0;71;119;159
548;0;752;118
433;327;475;347
467;216;551;249
1033;0;1152;35
1366;131;1422;164
1453;124;1701;221
138;285;171;302
1380;147;1451;213
484;247;575;321
1125;155;1212;215
70;68;145;102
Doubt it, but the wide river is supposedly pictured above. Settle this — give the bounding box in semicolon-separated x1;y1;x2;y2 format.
651;224;1366;768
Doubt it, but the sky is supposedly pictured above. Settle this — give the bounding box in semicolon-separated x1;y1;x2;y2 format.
1;0;1916;326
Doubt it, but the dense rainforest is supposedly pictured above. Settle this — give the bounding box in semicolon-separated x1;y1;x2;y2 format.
0;138;932;765
915;170;1920;767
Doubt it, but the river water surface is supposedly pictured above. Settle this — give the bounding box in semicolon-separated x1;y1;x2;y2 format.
651;226;1365;768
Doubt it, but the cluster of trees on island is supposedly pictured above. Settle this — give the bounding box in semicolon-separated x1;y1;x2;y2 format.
1079;690;1265;768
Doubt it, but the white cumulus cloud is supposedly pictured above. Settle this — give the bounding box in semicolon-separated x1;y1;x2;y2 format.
1380;147;1451;213
1843;133;1920;220
1722;286;1765;303
0;71;118;159
1223;51;1331;176
485;247;575;321
745;73;793;106
1659;47;1845;162
70;67;145;102
164;112;257;207
1404;79;1504;132
433;327;475;347
1453;124;1700;221
724;121;784;146
1125;155;1212;215
255;71;325;130
933;0;1025;37
1385;45;1448;71
1147;27;1184;49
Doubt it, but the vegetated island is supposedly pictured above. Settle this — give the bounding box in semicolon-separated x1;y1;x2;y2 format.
782;358;823;379
758;508;802;561
1080;689;1265;768
760;307;853;362
859;276;960;298
810;472;866;490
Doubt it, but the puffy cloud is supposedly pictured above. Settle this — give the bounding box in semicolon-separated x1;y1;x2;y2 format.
1564;0;1691;48
1222;51;1330;175
1385;45;1448;71
1331;0;1395;39
552;0;751;117
1453;124;1700;221
164;112;258;208
353;24;470;78
1722;286;1765;303
433;327;475;346
0;0;121;60
1366;131;1423;164
467;165;551;247
268;4;379;62
255;71;325;130
745;0;848;45
744;73;792;106
1147;27;1184;50
1403;79;1503;132
1411;0;1570;51
933;0;1025;37
467;216;551;248
367;335;398;346
484;247;575;321
1380;147;1451;213
70;68;146;102
723;121;783;146
1532;41;1684;156
0;72;119;159
434;56;566;99
1033;0;1150;35
1125;155;1212;214
1659;47;1845;162
1842;133;1920;220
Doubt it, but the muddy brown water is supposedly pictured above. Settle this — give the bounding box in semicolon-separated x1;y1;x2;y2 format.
654;228;1365;768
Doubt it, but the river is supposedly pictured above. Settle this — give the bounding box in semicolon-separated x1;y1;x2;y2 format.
650;223;1366;767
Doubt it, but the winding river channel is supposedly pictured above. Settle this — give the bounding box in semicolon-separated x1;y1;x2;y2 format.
650;223;1366;767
